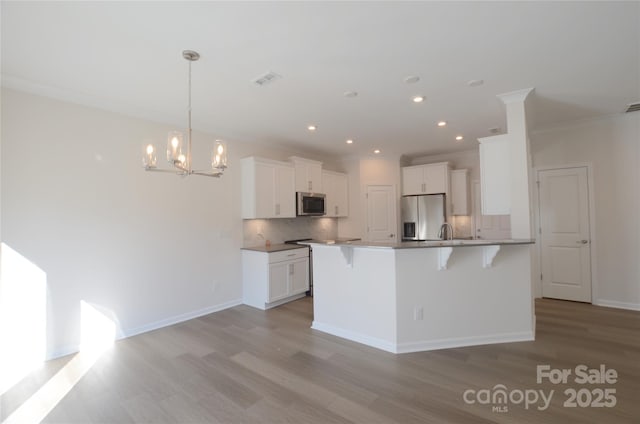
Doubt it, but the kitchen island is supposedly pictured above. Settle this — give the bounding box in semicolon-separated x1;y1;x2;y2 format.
307;239;536;353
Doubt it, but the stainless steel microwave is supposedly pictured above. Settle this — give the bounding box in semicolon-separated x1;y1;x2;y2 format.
296;192;326;216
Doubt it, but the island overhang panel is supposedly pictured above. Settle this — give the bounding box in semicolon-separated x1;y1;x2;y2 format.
310;242;535;354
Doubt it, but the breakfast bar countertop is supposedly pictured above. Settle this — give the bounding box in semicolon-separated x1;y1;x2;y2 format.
304;238;536;249
241;244;307;253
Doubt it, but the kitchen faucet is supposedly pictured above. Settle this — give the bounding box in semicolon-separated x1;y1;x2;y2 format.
438;222;453;240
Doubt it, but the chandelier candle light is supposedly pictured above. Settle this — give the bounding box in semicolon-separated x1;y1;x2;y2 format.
142;50;228;177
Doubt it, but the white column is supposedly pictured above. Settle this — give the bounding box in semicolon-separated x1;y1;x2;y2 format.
497;88;534;239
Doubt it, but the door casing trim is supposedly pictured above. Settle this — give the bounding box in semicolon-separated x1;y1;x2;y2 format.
534;163;597;303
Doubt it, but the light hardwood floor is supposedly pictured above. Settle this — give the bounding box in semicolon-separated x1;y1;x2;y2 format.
2;298;639;423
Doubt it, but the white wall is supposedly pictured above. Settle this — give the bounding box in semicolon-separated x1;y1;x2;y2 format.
0;88;335;358
530;113;640;309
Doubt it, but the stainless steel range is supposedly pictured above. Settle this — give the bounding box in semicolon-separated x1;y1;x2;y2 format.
284;238;314;296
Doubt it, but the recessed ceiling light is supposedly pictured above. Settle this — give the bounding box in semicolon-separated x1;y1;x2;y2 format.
404;76;420;84
344;91;358;98
373;149;381;154
412;95;425;103
455;135;464;141
437;121;447;127
346;139;354;144
467;79;484;87
307;125;317;131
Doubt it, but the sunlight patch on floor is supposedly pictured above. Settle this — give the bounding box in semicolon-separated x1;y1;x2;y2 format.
2;301;116;423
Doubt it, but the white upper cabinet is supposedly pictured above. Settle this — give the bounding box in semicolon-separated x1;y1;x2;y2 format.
479;135;511;215
290;156;323;193
402;162;450;196
402;166;425;195
242;157;295;219
450;169;470;216
322;170;349;217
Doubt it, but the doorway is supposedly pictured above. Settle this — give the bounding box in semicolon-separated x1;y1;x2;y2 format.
537;166;593;303
365;185;397;243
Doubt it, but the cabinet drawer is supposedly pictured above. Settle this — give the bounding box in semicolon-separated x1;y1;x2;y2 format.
268;247;309;263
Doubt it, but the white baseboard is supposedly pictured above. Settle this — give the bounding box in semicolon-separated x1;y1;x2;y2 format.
123;298;243;338
311;321;398;353
311;321;534;354
45;298;242;361
594;299;640;311
47;345;81;361
395;331;535;354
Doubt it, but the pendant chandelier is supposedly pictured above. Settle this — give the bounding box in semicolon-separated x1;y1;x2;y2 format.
142;50;227;177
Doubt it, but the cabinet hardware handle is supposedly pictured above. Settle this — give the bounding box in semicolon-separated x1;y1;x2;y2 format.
577;240;589;244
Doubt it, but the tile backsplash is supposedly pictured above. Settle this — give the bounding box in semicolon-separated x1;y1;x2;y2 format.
452;215;473;238
243;217;338;247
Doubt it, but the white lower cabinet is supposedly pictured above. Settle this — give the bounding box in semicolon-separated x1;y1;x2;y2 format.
242;247;309;310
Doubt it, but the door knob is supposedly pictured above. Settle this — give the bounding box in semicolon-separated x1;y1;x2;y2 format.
577;240;589;244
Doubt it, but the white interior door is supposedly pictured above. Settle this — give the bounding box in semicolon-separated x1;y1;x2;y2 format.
538;167;592;302
472;181;511;240
366;185;397;242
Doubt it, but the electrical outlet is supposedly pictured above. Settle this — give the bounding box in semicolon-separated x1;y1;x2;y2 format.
414;306;424;321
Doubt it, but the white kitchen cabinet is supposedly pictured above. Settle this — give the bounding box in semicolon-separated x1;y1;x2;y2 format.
242;247;309;310
322;170;349;217
450;169;470;216
290;156;323;193
402;162;450;196
241;157;295;219
478;135;510;215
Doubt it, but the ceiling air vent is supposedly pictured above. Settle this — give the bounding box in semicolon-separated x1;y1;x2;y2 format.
625;102;640;113
252;71;282;86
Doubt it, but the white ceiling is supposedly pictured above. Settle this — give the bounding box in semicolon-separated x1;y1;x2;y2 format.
2;1;639;159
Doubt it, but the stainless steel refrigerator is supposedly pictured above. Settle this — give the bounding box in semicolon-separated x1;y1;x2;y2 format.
401;194;446;241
